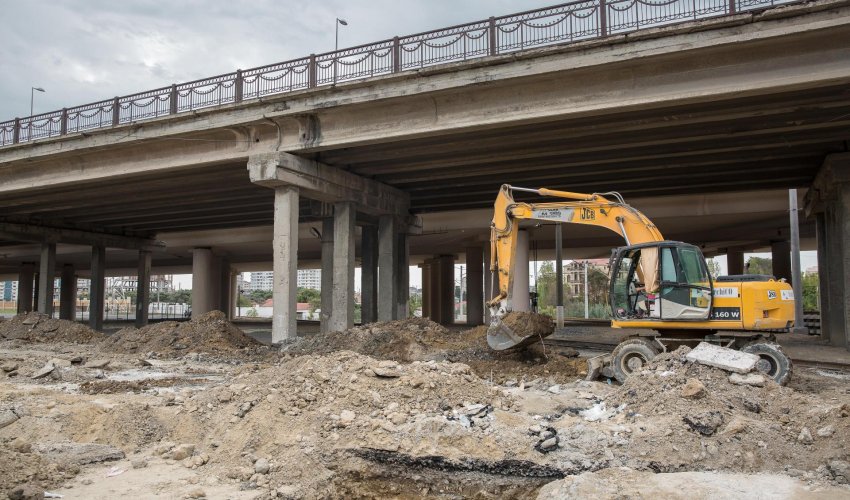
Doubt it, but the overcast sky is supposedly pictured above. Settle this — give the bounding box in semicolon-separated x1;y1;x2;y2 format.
0;0;558;120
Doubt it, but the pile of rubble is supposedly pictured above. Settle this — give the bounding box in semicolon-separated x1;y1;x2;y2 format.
0;313;103;344
102;311;270;359
599;344;850;479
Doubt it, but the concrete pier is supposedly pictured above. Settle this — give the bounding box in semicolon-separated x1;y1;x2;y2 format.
330;202;355;332
320;216;334;332
89;246;106;331
272;186;299;342
512;230;530;312
59;264;76;320
37;243;56;315
465;246;484;326
17;262;35;314
136;250;151;327
378;216;400;321
361;224;378;324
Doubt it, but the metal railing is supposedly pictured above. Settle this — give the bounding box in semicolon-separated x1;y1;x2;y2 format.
0;0;798;147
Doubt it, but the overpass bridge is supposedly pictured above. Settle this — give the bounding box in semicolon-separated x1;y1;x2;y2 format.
0;0;849;348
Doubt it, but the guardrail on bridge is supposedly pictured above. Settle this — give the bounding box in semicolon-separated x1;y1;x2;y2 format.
0;0;797;147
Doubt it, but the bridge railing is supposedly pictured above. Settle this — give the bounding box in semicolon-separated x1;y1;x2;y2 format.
0;0;798;148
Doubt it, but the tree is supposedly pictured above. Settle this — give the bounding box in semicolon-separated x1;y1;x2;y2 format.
296;287;321;313
802;273;819;311
706;258;722;279
746;256;772;275
247;290;272;304
408;293;423;317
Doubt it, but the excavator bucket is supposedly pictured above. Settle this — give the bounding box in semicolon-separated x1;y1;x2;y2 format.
487;311;555;351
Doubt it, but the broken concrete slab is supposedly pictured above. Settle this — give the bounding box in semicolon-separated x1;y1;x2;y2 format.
48;358;72;368
33;442;125;466
729;373;766;387
685;342;758;374
83;359;110;369
0;409;20;429
31;363;55;379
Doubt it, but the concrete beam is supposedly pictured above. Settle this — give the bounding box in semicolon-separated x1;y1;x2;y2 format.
330;202;355;331
37;243;56;315
272;186;299;342
136;250;151;328
247;152;409;216
59;264;76;320
89;246;105;331
0;221;164;251
17;262;35;314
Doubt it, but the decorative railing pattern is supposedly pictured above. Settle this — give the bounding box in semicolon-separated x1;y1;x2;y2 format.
0;0;797;147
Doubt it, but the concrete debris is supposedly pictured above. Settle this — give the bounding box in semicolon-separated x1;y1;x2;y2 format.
685;342;759;374
0;408;21;429
680;378;706;399
728;372;766;387
33;442;125;466
798;427;814;445
683;411;724;436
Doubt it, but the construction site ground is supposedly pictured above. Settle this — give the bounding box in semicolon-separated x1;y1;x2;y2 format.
1;313;849;499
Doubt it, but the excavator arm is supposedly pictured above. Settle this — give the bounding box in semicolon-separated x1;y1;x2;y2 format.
487;184;664;349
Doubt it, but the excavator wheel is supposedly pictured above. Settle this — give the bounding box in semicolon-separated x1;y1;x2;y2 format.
610;338;660;383
741;341;792;386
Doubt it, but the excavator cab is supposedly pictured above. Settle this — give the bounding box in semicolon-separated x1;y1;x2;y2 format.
609;241;713;322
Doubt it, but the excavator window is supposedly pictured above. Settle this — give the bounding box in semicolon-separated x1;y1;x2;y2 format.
611;243;712;321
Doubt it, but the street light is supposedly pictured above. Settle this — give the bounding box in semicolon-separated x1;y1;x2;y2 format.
335;18;348;51
30;87;45;117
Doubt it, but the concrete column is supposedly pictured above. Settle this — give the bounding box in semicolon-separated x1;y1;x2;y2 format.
320;217;334;331
89;246;106;331
330;202;355;331
421;262;431;319
218;258;232;319
771;240;792;281
361;224;378;324
483;245;492;323
17;262;35;314
818;188;850;348
428;258;441;323
191;248;215;319
59;264;76;320
555;224;564;328
815;213;830;335
229;270;238;319
726;247;745;276
788;189;807;334
437;255;455;325
272;186;299;342
378;215;399;321
396;231;409;319
37;243;56;315
512;230;530;312
135;250;151;328
465;246;484;326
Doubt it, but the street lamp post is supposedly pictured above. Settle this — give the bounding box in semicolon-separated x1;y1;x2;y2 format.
334;18;348;84
30;87;45;117
335;18;348;51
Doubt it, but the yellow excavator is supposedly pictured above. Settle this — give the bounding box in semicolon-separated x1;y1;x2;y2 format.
488;184;796;384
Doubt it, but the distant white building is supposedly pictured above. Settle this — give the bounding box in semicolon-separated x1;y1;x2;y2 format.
246;270;322;291
0;280;17;302
297;269;321;290
248;271;274;291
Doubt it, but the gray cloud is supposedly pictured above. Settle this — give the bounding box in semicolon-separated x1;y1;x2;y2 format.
0;0;553;120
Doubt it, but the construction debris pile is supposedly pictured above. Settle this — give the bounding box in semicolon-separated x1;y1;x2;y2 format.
0;313;103;344
102;311;269;359
0;314;848;499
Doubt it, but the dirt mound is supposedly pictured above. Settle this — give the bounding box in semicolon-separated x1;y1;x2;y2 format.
286;318;464;361
102;310;265;358
603;346;850;475
0;313;103;344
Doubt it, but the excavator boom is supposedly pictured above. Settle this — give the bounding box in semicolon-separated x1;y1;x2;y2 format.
488;184;663;344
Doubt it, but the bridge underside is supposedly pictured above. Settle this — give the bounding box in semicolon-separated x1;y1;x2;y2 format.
0;0;849;348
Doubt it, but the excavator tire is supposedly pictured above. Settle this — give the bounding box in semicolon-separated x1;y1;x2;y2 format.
611;338;660;383
741;341;792;386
